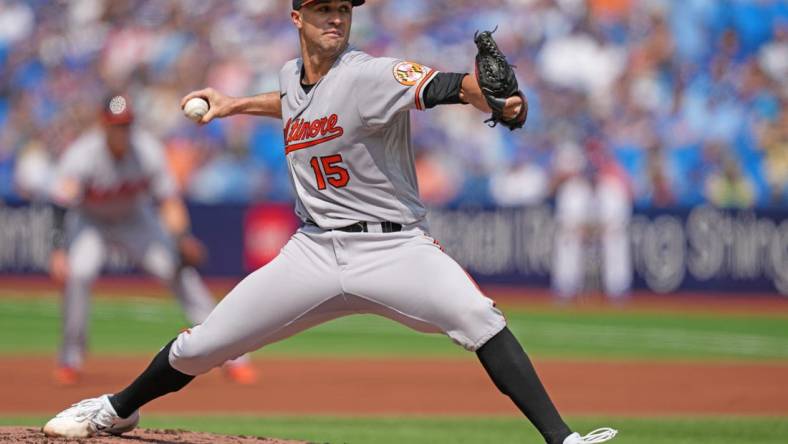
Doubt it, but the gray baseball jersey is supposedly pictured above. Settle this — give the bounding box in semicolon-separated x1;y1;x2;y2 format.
51;126;219;370
279;49;438;229
52;126;176;222
168;49;506;376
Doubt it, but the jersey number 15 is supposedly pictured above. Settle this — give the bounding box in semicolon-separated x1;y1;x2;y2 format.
310;154;350;190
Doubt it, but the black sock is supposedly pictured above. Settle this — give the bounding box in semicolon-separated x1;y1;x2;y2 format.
109;339;195;418
476;327;572;444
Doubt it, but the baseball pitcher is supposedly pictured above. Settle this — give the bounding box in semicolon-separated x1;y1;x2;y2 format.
44;2;616;443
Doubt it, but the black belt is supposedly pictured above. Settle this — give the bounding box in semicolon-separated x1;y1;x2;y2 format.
336;221;402;233
306;220;403;233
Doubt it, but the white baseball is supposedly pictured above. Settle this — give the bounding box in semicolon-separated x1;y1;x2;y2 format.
183;97;209;122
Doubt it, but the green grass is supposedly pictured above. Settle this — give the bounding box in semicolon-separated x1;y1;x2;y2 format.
1;295;788;360
2;415;787;443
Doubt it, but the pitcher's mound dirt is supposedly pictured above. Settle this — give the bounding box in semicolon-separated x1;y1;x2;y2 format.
0;427;310;444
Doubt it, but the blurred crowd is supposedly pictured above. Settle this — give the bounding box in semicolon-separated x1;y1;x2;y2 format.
1;0;786;208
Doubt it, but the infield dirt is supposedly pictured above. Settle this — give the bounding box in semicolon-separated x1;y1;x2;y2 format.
0;427;307;443
1;356;787;416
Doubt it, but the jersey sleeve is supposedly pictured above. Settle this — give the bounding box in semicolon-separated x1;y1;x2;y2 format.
279;59;299;99
135;131;177;201
49;139;89;206
355;57;439;127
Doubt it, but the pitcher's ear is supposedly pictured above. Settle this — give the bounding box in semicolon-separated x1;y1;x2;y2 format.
291;11;302;29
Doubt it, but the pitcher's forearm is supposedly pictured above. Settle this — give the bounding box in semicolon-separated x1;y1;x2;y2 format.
182;89;282;123
231;92;282;119
460;74;492;113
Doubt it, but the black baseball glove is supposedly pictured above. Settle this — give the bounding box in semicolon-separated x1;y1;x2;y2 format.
474;29;527;130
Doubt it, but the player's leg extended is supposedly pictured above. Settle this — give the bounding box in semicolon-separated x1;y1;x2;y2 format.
168;266;217;323
106;228;346;418
342;229;575;444
597;180;632;299
552;178;592;299
122;211;215;323
59;222;106;375
127;218;257;381
602;223;631;298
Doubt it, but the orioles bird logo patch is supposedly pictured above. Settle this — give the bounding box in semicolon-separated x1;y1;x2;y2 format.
393;61;426;86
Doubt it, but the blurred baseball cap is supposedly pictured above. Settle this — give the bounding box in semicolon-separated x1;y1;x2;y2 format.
101;93;134;126
293;0;365;9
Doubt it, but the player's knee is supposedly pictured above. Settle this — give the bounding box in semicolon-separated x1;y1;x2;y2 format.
144;244;178;281
66;257;101;284
168;328;226;376
66;268;97;289
448;302;506;352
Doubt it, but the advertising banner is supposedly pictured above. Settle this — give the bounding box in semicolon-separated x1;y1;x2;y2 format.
1;202;785;295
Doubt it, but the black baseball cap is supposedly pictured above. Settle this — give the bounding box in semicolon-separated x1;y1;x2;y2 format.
293;0;365;9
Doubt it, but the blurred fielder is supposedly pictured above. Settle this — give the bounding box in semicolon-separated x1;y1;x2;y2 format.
552;143;632;299
47;93;256;385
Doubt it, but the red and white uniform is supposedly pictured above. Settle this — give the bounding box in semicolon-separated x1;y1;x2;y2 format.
54;127;176;221
51;126;216;369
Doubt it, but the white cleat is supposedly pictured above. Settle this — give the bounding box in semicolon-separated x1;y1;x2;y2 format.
42;394;139;438
563;427;618;443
